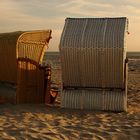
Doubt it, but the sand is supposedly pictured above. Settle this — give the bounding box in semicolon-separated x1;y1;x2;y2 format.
0;53;140;140
0;104;140;140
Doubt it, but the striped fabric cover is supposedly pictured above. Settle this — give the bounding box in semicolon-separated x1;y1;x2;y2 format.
60;18;128;88
60;18;128;111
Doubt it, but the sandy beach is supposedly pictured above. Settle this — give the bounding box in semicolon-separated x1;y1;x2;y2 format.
0;52;140;140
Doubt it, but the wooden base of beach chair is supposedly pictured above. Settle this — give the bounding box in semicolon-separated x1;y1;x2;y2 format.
61;89;127;112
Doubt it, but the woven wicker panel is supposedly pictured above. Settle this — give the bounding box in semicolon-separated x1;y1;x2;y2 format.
60;48;81;87
60;18;128;88
16;62;45;103
16;30;52;103
61;47;125;88
0;31;23;83
17;30;52;64
61;88;127;111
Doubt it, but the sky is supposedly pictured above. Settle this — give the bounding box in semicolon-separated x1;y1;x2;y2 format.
0;0;140;52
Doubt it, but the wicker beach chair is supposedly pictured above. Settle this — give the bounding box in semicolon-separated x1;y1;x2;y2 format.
0;30;52;104
16;30;52;103
60;17;128;111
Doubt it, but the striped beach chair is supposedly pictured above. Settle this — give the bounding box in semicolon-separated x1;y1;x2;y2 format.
59;17;128;111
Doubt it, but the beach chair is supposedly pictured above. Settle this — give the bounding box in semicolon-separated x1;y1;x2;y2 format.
16;30;52;103
0;30;52;104
59;17;128;111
